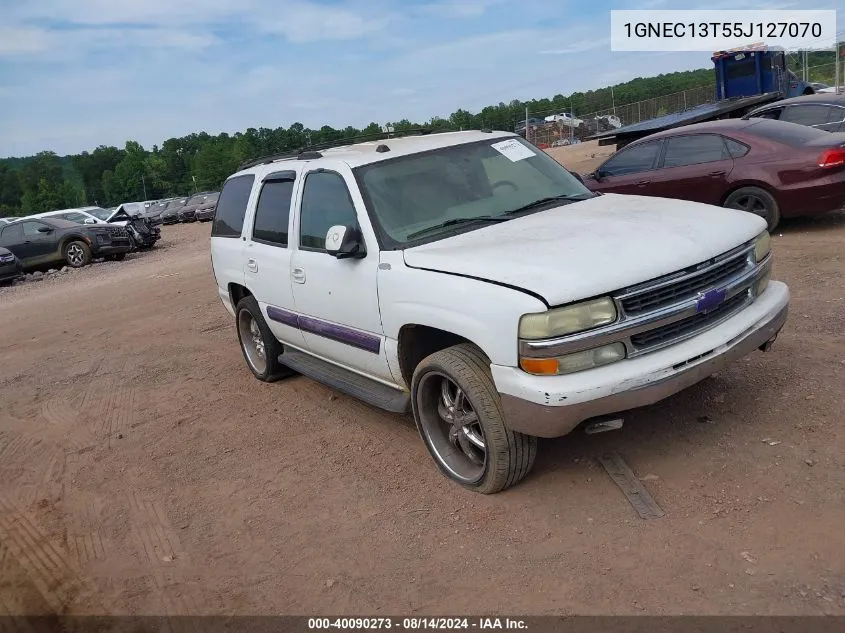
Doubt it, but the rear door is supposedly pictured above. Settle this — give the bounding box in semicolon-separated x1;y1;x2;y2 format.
243;169;307;350
647;133;735;204
0;223;24;260
210;174;255;312
586;140;663;195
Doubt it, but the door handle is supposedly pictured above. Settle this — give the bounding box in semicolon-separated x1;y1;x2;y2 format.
246;258;258;272
708;171;725;176
292;267;306;284
635;180;649;186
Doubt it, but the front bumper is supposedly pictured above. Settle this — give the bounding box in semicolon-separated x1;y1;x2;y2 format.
92;242;132;257
195;209;215;221
493;281;789;438
0;262;23;282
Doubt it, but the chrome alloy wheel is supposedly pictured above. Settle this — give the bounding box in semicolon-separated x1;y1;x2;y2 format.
238;309;267;374
416;371;486;483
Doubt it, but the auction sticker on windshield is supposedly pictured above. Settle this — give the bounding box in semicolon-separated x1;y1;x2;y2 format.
491;139;535;162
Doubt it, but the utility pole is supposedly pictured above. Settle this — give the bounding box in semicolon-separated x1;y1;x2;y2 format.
610;85;617;116
140;173;148;200
524;106;529;142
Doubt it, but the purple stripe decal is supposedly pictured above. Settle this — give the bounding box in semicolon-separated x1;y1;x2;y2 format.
265;305;381;355
266;306;299;328
298;314;381;354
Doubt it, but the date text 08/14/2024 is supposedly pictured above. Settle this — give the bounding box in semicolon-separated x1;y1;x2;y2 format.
307;618;528;630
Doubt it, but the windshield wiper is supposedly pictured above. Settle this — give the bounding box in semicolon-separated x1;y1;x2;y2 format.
406;216;510;240
504;193;593;216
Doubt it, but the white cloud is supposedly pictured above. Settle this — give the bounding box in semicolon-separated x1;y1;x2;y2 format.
0;28;51;55
258;2;391;42
415;0;506;18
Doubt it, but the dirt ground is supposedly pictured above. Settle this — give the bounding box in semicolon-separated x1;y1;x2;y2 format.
1;194;844;619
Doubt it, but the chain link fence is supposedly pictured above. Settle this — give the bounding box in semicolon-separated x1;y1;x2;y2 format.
524;84;716;147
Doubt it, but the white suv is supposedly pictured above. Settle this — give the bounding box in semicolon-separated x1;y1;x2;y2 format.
209;130;789;494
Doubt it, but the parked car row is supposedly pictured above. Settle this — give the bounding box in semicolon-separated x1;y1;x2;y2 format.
0;216;133;279
153;191;219;225
579;92;845;231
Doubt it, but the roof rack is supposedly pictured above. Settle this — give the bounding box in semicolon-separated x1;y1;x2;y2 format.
236;126;471;171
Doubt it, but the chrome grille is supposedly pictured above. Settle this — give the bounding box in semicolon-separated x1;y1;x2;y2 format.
630;291;751;350
620;250;750;316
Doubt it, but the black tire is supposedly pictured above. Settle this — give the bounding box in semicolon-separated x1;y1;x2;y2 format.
235;296;294;382
723;186;780;231
411;343;537;494
106;253;126;262
63;240;91;268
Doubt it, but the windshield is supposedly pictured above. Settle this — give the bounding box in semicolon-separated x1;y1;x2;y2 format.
354;137;592;247
62;212;90;224
87;207;112;220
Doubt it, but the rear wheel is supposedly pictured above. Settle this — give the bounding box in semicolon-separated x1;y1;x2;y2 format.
723;186;780;231
63;241;91;268
411;343;537;494
235;296;294;382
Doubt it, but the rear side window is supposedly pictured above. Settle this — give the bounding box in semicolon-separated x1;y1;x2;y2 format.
724;137;750;158
751;107;783;120
212;175;255;238
601;141;661;176
782;104;833;127
1;223;22;242
661;134;728;168
252;177;295;247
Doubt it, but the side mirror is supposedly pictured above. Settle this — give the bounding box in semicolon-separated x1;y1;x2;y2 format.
37;226;53;234
84;218;97;225
569;170;585;184
325;225;366;260
593;169;608;182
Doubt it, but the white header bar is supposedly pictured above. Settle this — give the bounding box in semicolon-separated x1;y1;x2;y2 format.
610;10;838;52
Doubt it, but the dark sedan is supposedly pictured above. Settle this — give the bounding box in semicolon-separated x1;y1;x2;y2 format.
743;93;845;132
582;118;845;230
160;198;187;225
193;192;220;222
178;191;218;223
0;247;24;284
0;217;132;270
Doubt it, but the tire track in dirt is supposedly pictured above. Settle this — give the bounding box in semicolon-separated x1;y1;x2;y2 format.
127;493;200;626
68;498;106;567
0;496;83;615
0;431;64;508
128;492;182;567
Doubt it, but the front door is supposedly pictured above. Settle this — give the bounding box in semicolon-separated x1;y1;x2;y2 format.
289;166;395;384
243;169;307;351
20;221;57;263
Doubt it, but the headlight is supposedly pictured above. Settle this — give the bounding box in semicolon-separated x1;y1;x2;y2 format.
519;297;617;339
519;342;626;376
754;232;771;263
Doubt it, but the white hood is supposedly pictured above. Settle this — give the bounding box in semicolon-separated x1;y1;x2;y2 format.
402;193;766;306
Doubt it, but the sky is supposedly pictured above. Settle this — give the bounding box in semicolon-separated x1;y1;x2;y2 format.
0;0;840;157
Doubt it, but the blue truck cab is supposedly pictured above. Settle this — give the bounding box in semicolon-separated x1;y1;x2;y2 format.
713;48;813;100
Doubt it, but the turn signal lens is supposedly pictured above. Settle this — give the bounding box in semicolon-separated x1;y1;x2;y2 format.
519;358;559;375
519;343;627;376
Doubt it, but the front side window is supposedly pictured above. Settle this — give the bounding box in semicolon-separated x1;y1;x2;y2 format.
661;134;728;168
212;174;255;238
252;178;295;247
299;171;358;251
750;107;782;120
355;137;592;247
601;141;661;177
87;207;112;221
22;221;47;237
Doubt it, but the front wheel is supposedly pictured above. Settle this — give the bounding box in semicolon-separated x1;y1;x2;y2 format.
63;241;91;268
723;186;780;231
411;343;537;494
235;296;294;382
